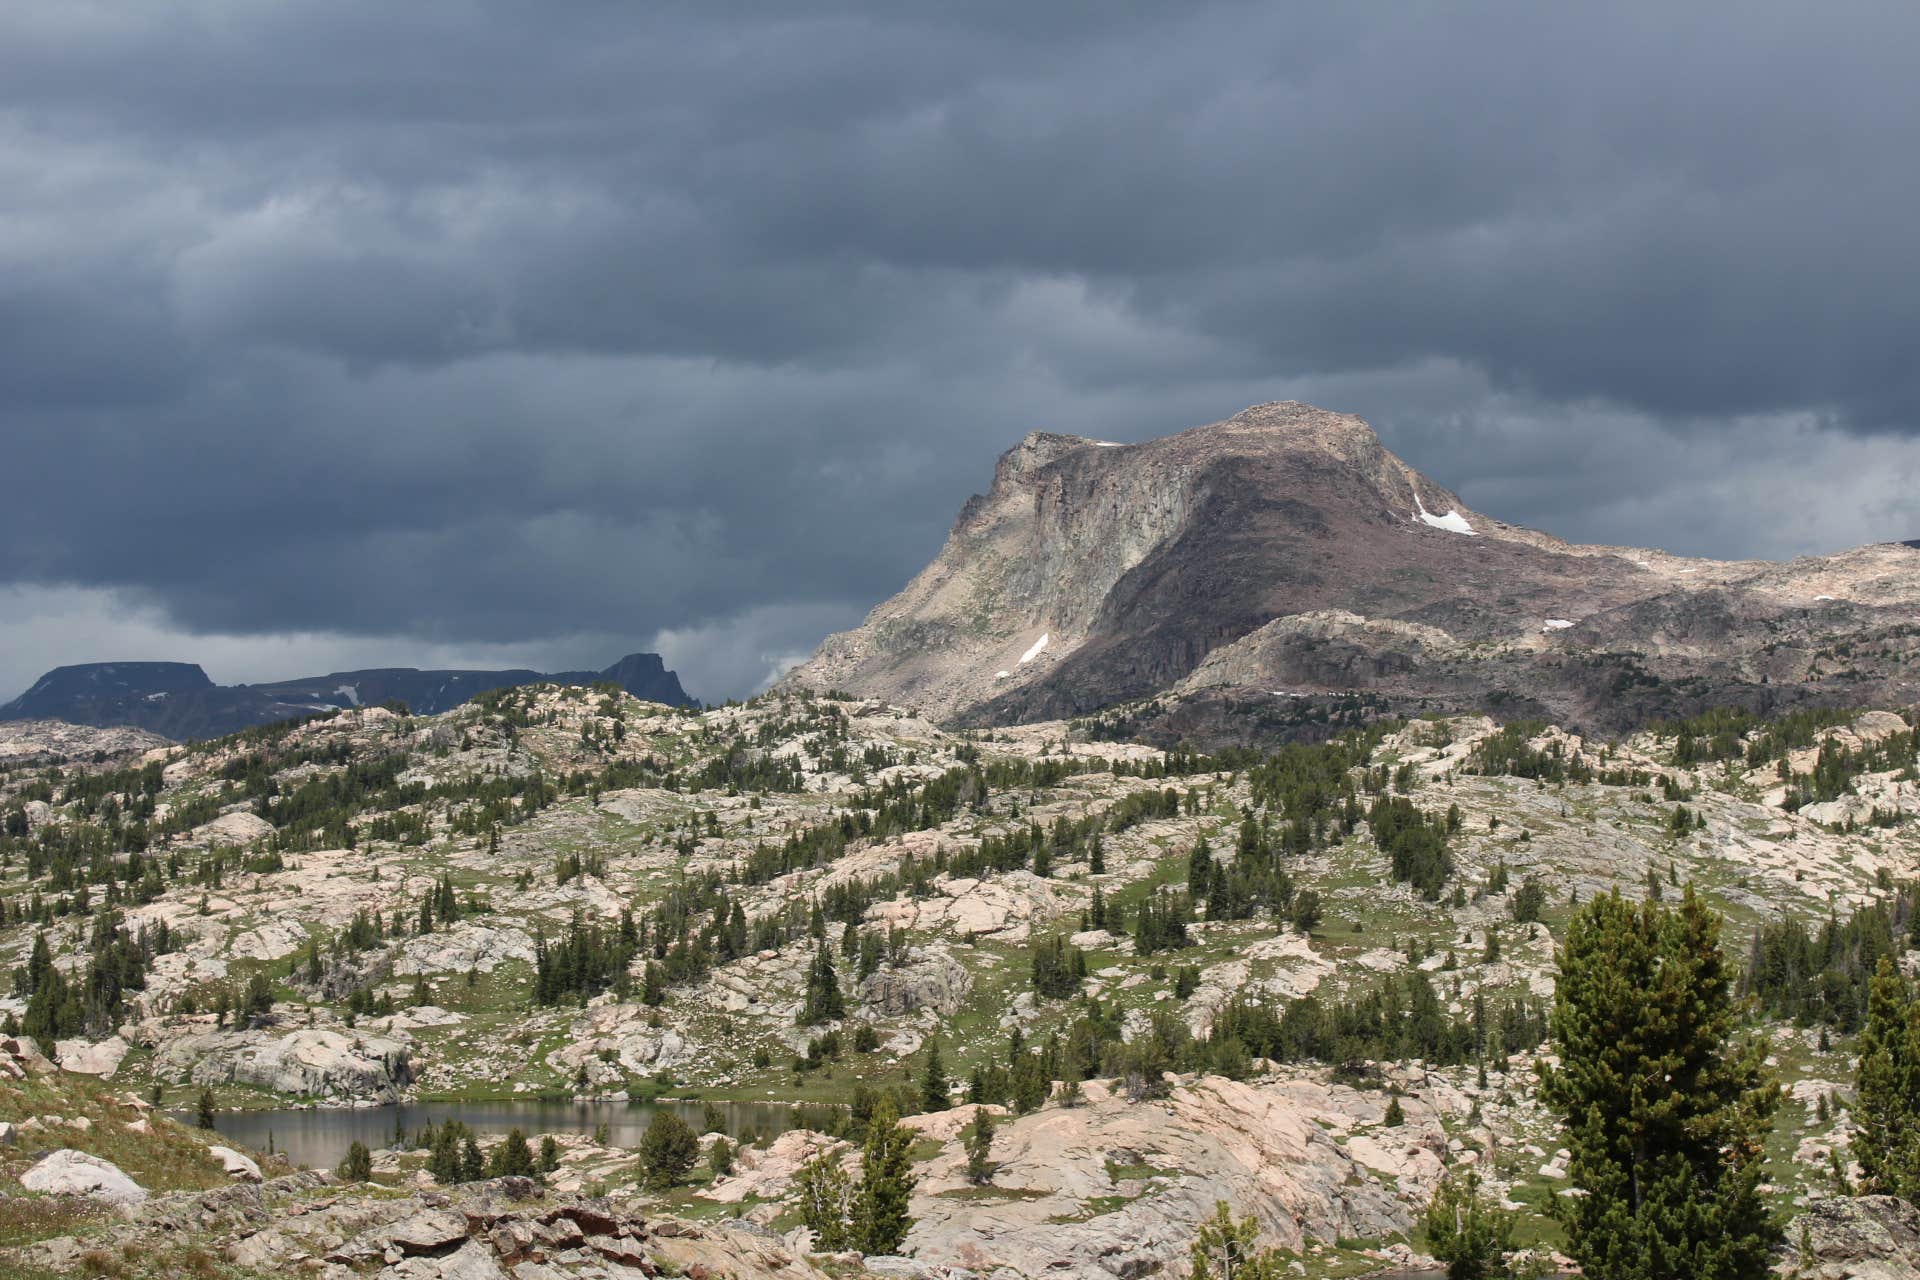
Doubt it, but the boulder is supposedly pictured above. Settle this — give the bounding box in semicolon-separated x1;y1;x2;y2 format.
208;1144;263;1182
385;1206;471;1254
389;1238;509;1280
56;1034;131;1078
0;1035;55;1074
20;1149;148;1207
191;810;276;845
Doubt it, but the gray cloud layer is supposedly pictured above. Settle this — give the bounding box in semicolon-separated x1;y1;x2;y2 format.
3;1;1918;701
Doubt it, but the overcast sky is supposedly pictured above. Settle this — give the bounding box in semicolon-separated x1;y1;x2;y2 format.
4;1;1918;703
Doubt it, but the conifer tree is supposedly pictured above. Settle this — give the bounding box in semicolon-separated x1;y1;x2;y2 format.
853;1097;917;1254
338;1140;373;1182
1187;837;1214;902
1854;956;1920;1197
1424;1168;1513;1280
964;1106;997;1184
461;1133;485;1183
427;1122;469;1182
798;943;845;1025
794;1148;852;1250
922;1034;950;1111
640;1110;698;1188
488;1127;538;1179
1189;1201;1285;1280
1539;888;1778;1279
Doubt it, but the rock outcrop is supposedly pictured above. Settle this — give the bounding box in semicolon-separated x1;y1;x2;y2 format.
0;718;172;764
857;947;973;1017
84;1175;864;1280
394;922;538;975
905;1076;1414;1277
156;1026;413;1101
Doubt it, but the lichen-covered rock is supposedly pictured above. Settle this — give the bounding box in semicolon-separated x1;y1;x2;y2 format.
1783;1195;1920;1279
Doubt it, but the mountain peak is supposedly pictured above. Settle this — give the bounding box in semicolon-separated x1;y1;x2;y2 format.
787;401;1920;731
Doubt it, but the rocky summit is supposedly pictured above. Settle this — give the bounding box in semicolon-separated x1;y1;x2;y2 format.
786;401;1920;739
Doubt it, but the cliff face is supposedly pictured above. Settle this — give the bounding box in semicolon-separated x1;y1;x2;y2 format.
786;401;1920;732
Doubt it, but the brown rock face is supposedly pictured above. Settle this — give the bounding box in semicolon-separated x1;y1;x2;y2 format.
786;401;1920;735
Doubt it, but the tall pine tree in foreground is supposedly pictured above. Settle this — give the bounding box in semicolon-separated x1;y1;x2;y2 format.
1854;956;1920;1197
1539;887;1778;1279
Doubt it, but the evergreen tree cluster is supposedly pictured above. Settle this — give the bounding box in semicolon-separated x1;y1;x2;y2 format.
1367;795;1454;899
1029;934;1088;999
1741;896;1914;1031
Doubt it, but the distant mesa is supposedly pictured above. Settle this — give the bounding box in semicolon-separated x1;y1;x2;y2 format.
0;653;695;742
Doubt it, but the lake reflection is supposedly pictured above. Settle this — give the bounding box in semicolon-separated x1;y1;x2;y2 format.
182;1098;802;1171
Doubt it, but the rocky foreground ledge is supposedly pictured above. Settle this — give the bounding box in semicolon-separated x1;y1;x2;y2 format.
18;1164;1920;1280
24;1172;865;1280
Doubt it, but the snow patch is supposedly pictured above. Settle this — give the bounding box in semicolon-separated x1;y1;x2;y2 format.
1413;494;1476;535
1813;595;1836;602
1018;633;1050;664
1541;619;1574;632
335;684;362;707
994;670;1012;680
1093;441;1124;447
144;691;169;701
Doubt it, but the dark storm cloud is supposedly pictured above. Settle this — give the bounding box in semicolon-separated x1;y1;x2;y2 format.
3;0;1918;700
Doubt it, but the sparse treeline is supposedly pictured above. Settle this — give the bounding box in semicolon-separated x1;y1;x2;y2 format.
960;967;1545;1114
5;912;180;1041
